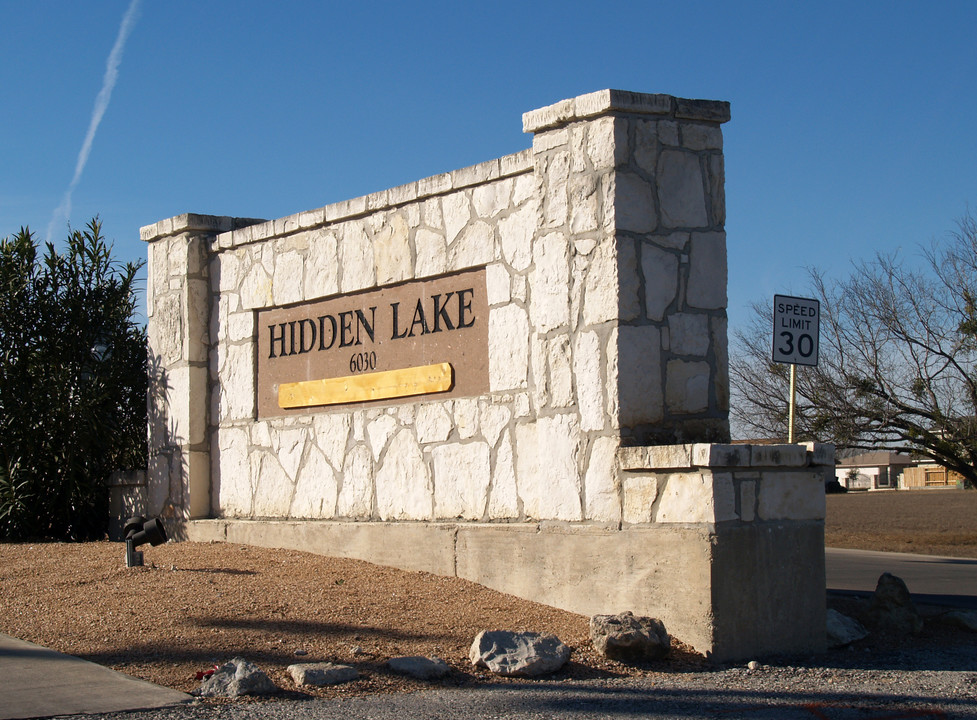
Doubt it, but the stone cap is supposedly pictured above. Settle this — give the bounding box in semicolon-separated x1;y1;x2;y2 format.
618;443;835;472
523;89;731;133
140;214;266;243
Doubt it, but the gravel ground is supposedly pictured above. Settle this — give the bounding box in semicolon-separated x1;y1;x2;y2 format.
4;539;977;719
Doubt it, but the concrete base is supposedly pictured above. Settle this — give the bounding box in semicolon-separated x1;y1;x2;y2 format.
186;518;825;661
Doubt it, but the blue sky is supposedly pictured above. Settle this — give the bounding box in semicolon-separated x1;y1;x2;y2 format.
2;0;976;332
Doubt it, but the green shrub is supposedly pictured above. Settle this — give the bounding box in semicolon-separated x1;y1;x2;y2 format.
0;218;146;540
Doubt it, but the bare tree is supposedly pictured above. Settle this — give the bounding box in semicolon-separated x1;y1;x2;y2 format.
731;215;977;487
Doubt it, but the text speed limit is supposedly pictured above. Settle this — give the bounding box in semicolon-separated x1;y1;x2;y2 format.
772;294;819;367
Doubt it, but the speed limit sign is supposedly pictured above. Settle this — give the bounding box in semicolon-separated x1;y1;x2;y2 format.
772;295;819;367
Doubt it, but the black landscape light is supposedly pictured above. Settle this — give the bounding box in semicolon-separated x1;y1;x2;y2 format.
124;515;168;567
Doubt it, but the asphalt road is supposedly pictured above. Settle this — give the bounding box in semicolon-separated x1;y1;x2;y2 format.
825;547;977;608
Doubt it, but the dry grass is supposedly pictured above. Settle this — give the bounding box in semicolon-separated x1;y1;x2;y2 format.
826;488;977;557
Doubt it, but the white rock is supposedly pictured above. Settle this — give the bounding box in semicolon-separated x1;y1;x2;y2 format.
641;245;679;322
216;428;252;516
449;220;495;270
622;474;659;524
197;658;276;697
273;427;308;481
414;228;447;279
441;193;471;246
313;413;352;470
485;263;511;306
339;223;375;293
375;430;432;520
498;203;536;271
686;232;727;310
249;452;292;517
273;251;304;306
489;305;530;391
573;331;604;432
479;402;511;448
415;402;453;444
826;609;869;648
337;445;374;517
290;444;338;518
584;436;621;523
487;432;518;519
583;238;619;326
288;662;358;687
615;172;657;234
305;229;339;299
658;150;707;228
366;414;399;461
668;313;710;357
653;472;715;524
433;442;491;519
530;231;570;333
387;656;450;680
453;398;479;439
665;359;711;414
547;336;574;408
515;415;582;521
616;325;664;426
373;213;411;285
469;630;569;677
756;471;826;521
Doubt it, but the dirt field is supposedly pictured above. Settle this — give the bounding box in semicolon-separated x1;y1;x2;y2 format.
826;488;977;557
0;541;705;699
1;489;974;699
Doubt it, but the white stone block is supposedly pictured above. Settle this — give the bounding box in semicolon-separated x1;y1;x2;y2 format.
515;415;583;521
454;398;479;439
218;252;240;293
751;444;808;468
665;359;711;414
617;325;664;426
498;202;535;272
313;413;352;470
658;150;707;228
548;336;574;408
488;431;519;519
376;430;433;520
240;262;272;310
489;305;530;391
622;474;658;524
414;228;447;278
691;444;750;468
653;472;715;524
273;251;305;306
442;193;471;246
739;479;756;522
374;213;412;286
274;426;309;481
616;172;658;234
473;178;512;219
250;452;292;517
573;331;604;432
367;414;399;460
216;428;252;516
633;120;658;175
543;152;571;227
757;471;826;521
618;445;694;471
530;232;570;333
220;343;256;422
433;442;491;519
479;402;511;448
681;123;723;151
641;245;679;321
712;472;737;523
338;445;374;518
449;220;495;271
686;232;727;310
569;173;599;234
339;223;375;293
582;238;619;326
668;313;710;357
291;445;338;518
486;263;511;305
584;436;621;524
415;402;453;444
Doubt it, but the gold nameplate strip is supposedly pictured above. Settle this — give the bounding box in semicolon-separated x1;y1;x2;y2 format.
278;362;454;409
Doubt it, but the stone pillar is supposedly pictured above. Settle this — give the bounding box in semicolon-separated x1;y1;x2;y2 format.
523;90;730;447
143;214;260;527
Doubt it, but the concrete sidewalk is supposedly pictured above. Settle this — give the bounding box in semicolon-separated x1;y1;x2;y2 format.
0;633;190;720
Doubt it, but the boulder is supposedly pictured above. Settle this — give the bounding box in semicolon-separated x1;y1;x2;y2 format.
868;573;923;635
195;657;276;697
469;630;570;677
589;611;670;662
387;656;450;680
940;610;977;632
287;662;359;687
826;608;869;648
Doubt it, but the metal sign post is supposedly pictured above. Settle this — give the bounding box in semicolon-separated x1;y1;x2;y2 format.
772;295;820;443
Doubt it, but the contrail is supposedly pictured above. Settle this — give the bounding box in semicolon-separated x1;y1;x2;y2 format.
47;0;142;242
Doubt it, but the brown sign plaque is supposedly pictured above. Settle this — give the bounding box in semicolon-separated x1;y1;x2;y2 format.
256;268;489;418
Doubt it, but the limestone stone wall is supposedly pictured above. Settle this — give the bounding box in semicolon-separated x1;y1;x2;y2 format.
143;90;731;527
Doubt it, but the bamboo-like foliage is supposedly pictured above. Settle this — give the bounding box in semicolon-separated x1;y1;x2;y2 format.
0;218;147;539
731;215;977;488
